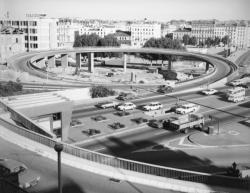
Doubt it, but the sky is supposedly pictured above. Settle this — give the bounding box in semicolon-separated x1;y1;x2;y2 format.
1;0;250;21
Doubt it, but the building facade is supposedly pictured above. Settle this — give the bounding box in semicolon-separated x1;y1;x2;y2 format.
113;31;131;46
172;29;191;41
190;20;216;44
0;15;58;51
0;27;25;63
57;18;84;48
79;25;116;38
131;22;161;47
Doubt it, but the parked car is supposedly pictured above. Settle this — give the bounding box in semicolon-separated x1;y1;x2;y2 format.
110;122;125;130
201;89;218;95
157;85;174;94
96;101;119;109
91;115;107;122
83;129;101;136
0;158;40;189
70;119;82;126
117;102;136;111
116;93;135;100
132;117;148;124
148;119;165;128
142;102;163;111
19;170;41;189
0;158;27;176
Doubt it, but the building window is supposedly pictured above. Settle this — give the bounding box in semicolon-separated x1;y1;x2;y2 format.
16;38;18;43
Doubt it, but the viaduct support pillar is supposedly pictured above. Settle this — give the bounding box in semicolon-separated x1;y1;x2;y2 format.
88;52;94;73
48;55;56;68
206;62;210;72
123;53;127;73
168;56;172;71
61;54;68;69
76;53;81;69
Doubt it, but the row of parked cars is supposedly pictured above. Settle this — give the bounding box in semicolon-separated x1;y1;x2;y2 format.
97;101;163;111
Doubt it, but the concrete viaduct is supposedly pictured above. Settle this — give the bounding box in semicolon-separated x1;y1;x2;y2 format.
31;47;212;74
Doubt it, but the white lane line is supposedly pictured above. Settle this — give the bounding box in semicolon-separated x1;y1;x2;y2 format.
94;147;106;152
154;131;167;136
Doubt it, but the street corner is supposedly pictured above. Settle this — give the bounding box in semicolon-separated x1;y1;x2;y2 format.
188;125;250;148
155;135;203;150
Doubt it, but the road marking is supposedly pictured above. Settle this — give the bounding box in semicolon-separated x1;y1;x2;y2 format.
154;131;167;136
228;130;240;136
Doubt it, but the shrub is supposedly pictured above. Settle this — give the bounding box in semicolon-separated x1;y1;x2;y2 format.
90;86;115;98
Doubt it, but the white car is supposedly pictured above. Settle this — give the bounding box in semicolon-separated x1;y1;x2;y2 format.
175;103;200;114
229;80;243;86
117;102;136;111
142;102;163;111
96;101;119;109
201;89;217;95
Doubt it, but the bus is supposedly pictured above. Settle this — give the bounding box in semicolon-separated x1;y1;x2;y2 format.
226;87;245;102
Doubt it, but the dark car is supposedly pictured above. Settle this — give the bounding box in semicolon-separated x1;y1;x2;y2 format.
116;93;135;100
148;119;165;128
157;85;174;94
132;117;148;124
110;122;125;130
0;158;27;176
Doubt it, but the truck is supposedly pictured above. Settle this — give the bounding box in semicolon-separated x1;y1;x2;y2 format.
226;87;245;102
165;113;204;133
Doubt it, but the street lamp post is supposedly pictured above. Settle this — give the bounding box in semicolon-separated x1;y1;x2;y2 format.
54;143;64;193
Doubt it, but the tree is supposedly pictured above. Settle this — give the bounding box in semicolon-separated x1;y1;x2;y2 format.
221;35;230;46
214;36;221;46
90;86;116;98
73;35;82;47
142;37;185;64
188;36;197;46
73;33;100;47
97;34;120;47
165;33;173;40
182;34;190;45
205;37;213;47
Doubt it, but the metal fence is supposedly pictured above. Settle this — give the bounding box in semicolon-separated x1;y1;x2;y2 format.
0;109;249;191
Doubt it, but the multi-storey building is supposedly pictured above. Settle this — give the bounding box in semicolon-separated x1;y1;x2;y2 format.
0;14;58;51
172;28;191;41
0;26;25;63
190;20;217;44
79;25;117;38
57;18;84;48
131;22;161;47
113;31;131;46
161;24;177;37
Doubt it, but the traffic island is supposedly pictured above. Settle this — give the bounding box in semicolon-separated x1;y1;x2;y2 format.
188;122;250;147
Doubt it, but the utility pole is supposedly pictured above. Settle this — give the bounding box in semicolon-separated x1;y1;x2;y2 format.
54;143;64;193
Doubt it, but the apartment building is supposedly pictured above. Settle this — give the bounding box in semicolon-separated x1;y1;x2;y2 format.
0;27;25;63
131;22;161;47
57;18;84;48
0;15;58;51
79;25;116;38
161;24;177;37
113;31;131;46
172;28;191;41
190;20;216;44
